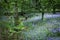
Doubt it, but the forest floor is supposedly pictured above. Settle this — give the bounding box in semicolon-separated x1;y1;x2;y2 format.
22;13;60;40
24;13;60;22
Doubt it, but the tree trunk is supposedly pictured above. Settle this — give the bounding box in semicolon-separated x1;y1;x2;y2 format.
14;15;19;26
14;0;19;26
53;6;56;14
42;12;44;20
0;27;3;40
41;8;44;20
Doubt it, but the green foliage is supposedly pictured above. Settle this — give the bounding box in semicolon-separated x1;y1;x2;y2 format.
0;0;60;40
0;0;60;13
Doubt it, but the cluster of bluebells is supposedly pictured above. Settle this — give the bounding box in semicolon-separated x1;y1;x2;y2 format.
51;27;60;33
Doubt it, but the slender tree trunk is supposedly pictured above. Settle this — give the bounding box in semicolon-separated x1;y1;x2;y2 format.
4;0;10;15
53;6;56;14
0;27;3;40
14;0;19;26
41;8;44;20
14;15;19;26
42;12;44;20
3;0;10;40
